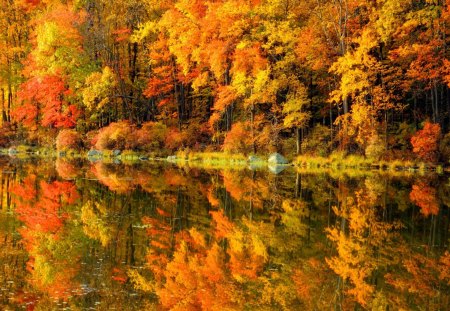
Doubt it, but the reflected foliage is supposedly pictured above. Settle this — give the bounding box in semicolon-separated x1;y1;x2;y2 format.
0;157;448;310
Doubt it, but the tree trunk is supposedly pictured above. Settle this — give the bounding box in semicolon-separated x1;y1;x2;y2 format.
1;88;6;123
296;127;301;155
251;104;256;154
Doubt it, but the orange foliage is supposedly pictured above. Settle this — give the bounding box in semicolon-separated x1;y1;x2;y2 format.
164;127;184;151
136;121;168;151
11;175;81;301
409;182;439;216
386;248;446;302
56;129;83;151
223;122;252;153
439;252;450;285
231;43;267;77
210;210;234;239
93;121;138;150
410;122;441;162
90;162;135;193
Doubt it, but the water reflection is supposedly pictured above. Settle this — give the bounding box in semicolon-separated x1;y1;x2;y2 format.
0;157;448;310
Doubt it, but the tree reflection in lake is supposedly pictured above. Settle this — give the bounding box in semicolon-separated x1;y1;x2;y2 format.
0;157;448;310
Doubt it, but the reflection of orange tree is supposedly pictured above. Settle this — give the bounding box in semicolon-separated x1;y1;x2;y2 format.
409;181;439;216
385;247;450;309
90;162;135;193
11;176;81;300
129;210;274;310
55;158;83;180
222;170;270;209
291;257;331;310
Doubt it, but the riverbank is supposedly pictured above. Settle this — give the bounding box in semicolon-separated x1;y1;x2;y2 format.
0;146;444;173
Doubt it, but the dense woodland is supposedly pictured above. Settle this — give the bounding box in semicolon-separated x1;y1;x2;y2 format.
1;0;450;161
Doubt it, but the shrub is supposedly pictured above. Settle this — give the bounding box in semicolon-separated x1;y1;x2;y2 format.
0;122;14;147
182;122;211;150
94;121;138;150
439;132;450;163
137;121;168;151
410;121;441;162
56;129;83;151
391;122;415;151
164;127;184;151
365;134;385;160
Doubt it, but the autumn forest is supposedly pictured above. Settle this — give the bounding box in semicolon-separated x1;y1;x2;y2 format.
0;1;450;311
0;0;449;161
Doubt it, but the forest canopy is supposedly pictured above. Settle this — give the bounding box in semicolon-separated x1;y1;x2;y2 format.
0;0;449;161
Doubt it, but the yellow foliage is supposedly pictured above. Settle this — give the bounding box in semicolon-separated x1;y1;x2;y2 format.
80;201;111;247
283;83;311;129
281;199;309;237
82;66;117;110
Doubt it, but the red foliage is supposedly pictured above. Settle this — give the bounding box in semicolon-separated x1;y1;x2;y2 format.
12;177;79;234
15;75;80;129
410;122;441;162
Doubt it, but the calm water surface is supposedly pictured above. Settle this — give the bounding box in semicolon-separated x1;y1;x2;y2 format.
0;157;448;310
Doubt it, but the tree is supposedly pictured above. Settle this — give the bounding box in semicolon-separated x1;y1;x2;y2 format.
410;121;441;162
283;83;311;154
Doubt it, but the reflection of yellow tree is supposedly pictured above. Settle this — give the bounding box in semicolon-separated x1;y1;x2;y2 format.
326;189;402;307
81;200;112;247
281;199;309;237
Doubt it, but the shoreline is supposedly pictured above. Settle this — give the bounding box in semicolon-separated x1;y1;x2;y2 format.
0;146;444;174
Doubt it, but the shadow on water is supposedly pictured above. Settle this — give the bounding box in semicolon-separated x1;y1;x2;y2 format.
0;156;448;310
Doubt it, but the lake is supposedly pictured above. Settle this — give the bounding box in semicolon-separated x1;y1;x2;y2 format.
0;156;448;310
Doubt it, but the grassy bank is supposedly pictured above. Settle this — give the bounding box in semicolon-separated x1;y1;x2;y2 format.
0;146;444;173
295;153;442;173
